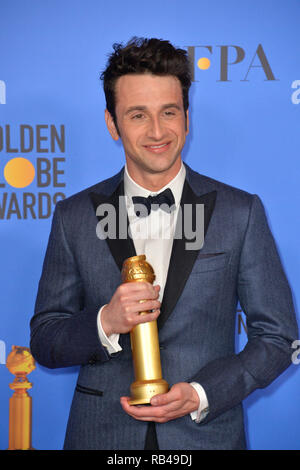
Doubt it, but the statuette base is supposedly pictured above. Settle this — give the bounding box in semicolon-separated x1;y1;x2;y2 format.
129;378;169;405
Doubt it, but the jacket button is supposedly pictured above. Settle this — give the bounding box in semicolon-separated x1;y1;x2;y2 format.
88;355;97;365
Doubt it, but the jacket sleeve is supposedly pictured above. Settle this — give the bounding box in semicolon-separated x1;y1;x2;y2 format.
30;201;111;369
192;195;298;423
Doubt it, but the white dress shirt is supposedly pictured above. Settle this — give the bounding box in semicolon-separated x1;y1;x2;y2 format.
97;163;209;423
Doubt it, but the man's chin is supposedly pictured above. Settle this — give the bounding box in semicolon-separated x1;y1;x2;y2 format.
141;156;182;175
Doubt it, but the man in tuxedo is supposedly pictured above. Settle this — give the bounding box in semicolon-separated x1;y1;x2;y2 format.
30;37;298;450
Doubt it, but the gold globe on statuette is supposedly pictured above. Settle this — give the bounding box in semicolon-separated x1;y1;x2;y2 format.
6;346;35;450
121;255;169;405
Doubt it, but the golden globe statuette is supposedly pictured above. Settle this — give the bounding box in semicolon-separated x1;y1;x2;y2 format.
6;346;36;450
121;255;169;405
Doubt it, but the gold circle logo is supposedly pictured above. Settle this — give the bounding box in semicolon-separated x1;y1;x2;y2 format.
4;158;35;188
197;57;211;70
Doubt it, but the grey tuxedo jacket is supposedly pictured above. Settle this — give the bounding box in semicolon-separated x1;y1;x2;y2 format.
30;164;298;450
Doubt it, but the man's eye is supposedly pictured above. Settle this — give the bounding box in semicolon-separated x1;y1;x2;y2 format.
132;113;144;119
164;111;176;116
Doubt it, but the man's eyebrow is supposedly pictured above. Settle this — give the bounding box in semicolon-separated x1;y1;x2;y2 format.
161;103;182;110
124;103;182;115
124;106;147;115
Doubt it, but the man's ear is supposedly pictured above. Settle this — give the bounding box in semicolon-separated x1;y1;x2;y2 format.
105;109;119;141
185;109;189;135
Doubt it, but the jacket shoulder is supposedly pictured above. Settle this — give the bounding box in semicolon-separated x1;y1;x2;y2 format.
186;165;255;201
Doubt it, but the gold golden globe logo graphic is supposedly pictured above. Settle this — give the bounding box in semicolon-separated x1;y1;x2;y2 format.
0;124;66;219
4;158;35;188
197;57;211;70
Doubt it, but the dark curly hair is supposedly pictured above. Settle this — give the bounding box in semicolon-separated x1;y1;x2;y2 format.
100;37;191;130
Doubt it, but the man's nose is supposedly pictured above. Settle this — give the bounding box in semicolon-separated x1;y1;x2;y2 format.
147;116;166;140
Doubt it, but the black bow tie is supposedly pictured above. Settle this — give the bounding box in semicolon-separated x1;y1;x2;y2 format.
132;188;175;217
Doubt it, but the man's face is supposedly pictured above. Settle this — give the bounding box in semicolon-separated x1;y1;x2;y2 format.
105;74;189;187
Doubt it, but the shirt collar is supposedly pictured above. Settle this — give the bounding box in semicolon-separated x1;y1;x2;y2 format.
124;162;186;207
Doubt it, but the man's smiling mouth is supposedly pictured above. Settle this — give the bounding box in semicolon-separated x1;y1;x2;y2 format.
144;142;171;152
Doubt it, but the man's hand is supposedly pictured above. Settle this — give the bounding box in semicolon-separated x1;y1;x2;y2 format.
101;282;161;336
120;382;200;423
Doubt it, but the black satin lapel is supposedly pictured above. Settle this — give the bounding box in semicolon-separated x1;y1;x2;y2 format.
158;182;217;330
89;182;136;271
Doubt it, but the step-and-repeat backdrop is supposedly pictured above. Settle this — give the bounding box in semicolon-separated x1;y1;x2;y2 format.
1;0;299;450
